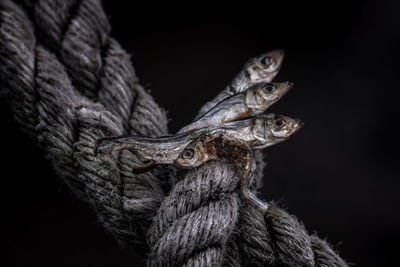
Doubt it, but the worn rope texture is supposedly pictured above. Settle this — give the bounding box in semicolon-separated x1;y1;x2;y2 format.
0;0;348;266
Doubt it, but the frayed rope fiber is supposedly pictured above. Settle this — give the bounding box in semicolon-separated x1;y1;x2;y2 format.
0;0;348;266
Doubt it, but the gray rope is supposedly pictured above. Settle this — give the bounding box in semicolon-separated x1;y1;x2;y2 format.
0;0;168;250
0;0;348;266
147;160;240;266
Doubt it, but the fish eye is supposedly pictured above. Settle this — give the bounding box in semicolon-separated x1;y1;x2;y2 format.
258;55;271;66
274;118;286;128
182;148;194;159
264;83;276;93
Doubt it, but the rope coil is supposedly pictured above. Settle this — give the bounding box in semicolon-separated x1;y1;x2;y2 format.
0;0;347;266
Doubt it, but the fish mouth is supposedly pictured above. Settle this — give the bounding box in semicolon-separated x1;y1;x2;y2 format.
295;119;304;131
257;49;285;70
284;82;294;93
266;49;285;74
269;49;285;66
271;49;285;58
274;82;293;100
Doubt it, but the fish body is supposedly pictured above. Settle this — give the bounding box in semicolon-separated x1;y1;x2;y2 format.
178;82;292;133
95;132;205;164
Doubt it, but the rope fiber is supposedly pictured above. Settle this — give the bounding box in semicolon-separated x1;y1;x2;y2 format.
0;0;348;266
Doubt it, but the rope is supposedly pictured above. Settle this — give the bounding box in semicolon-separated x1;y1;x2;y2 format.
0;0;348;266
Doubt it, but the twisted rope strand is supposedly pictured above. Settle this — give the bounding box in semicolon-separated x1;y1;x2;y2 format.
147;161;241;266
0;0;168;250
0;0;37;136
34;0;110;99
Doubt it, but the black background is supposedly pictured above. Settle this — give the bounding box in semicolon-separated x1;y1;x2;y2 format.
3;0;399;266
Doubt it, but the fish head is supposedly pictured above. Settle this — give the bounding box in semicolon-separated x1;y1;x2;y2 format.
246;49;284;83
256;81;293;104
266;113;303;139
175;137;208;168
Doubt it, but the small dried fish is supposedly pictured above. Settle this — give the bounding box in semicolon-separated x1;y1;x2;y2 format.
196;50;284;119
178;82;293;133
94;131;205;165
95;113;302;170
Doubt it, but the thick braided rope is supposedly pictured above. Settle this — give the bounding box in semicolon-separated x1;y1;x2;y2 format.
0;0;168;250
0;0;348;265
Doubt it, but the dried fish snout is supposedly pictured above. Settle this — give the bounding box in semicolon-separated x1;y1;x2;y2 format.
266;113;303;138
252;114;303;149
174;135;213;169
245;82;293;112
244;49;285;87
